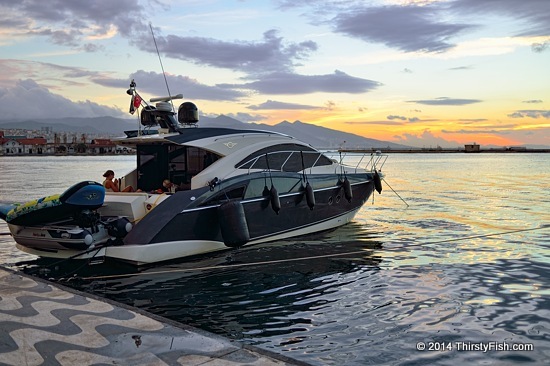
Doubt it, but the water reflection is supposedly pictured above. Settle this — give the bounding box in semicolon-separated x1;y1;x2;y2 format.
19;229;383;342
18;230;547;365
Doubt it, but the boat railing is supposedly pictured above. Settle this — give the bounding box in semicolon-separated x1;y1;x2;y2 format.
236;150;324;175
324;150;388;173
235;149;387;175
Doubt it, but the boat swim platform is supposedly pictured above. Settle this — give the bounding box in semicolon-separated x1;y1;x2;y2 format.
0;265;309;366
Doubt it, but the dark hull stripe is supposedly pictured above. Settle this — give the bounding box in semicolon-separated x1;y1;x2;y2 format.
179;179;373;213
249;206;360;242
144;180;374;245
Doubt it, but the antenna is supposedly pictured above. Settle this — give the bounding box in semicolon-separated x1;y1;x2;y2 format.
149;23;175;112
150;94;183;103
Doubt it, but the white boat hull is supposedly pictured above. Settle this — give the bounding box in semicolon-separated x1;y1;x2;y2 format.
16;208;359;265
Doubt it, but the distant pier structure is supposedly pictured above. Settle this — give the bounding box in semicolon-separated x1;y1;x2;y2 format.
464;143;480;153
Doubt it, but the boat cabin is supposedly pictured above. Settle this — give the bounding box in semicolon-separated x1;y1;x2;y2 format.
118;98;333;193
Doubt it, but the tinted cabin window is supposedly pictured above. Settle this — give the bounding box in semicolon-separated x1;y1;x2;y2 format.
244;176;302;199
236;144;332;172
137;145;221;191
166;145;221;187
137;145;169;191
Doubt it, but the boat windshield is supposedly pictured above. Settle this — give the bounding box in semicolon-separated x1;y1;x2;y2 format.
236;143;332;172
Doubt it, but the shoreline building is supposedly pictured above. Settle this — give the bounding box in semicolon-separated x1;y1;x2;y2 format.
0;130;133;156
464;143;481;153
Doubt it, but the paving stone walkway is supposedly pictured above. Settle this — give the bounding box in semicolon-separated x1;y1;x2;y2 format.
0;267;308;366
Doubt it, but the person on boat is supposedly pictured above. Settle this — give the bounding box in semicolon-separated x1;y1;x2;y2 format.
152;179;174;193
151;179;175;194
102;170;134;192
161;179;175;193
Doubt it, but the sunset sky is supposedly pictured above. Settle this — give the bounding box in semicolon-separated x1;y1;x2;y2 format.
1;0;549;147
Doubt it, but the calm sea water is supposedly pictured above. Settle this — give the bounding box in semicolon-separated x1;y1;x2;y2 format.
1;154;549;365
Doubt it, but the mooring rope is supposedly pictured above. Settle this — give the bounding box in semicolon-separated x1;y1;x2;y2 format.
393;225;549;248
77;224;549;281
382;178;409;207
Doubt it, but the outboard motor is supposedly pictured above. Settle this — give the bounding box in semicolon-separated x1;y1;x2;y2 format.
61;181;105;209
74;209;100;229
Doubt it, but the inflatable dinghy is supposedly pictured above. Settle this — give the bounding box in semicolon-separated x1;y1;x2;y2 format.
0;181;106;226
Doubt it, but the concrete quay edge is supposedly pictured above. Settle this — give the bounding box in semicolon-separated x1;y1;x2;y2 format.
0;264;311;366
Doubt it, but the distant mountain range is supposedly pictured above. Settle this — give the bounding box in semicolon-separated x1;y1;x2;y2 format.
0;115;411;149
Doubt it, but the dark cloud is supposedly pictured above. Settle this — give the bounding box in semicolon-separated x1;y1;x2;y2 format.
332;5;474;53
458;118;489;123
3;0;149;44
278;1;475;52
93;70;247;101
0;1;377;97
449;65;474;70
387;115;407;121
82;43;105;53
223;112;267;123
345;121;403;126
247;100;320;110
325;100;336;111
522;99;543;104
0;79;125;119
223;70;381;95
5;0;550;73
1;1;318;76
407;97;482;106
441;129;509;135
532;41;550;53
278;0;550;53
0;59;106;85
0;59;247;101
141;30;317;75
25;28;81;47
448;121;518;130
89;77;131;89
387;115;431;123
508;110;550;119
275;0;319;10
0;14;32;28
481;124;518;129
448;0;550;37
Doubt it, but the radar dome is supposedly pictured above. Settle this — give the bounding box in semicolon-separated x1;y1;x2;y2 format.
178;102;199;125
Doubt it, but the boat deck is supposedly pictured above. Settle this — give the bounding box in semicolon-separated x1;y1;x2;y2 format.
0;266;309;366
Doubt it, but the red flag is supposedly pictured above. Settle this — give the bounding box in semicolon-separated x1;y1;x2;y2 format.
133;94;142;109
129;94;142;115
